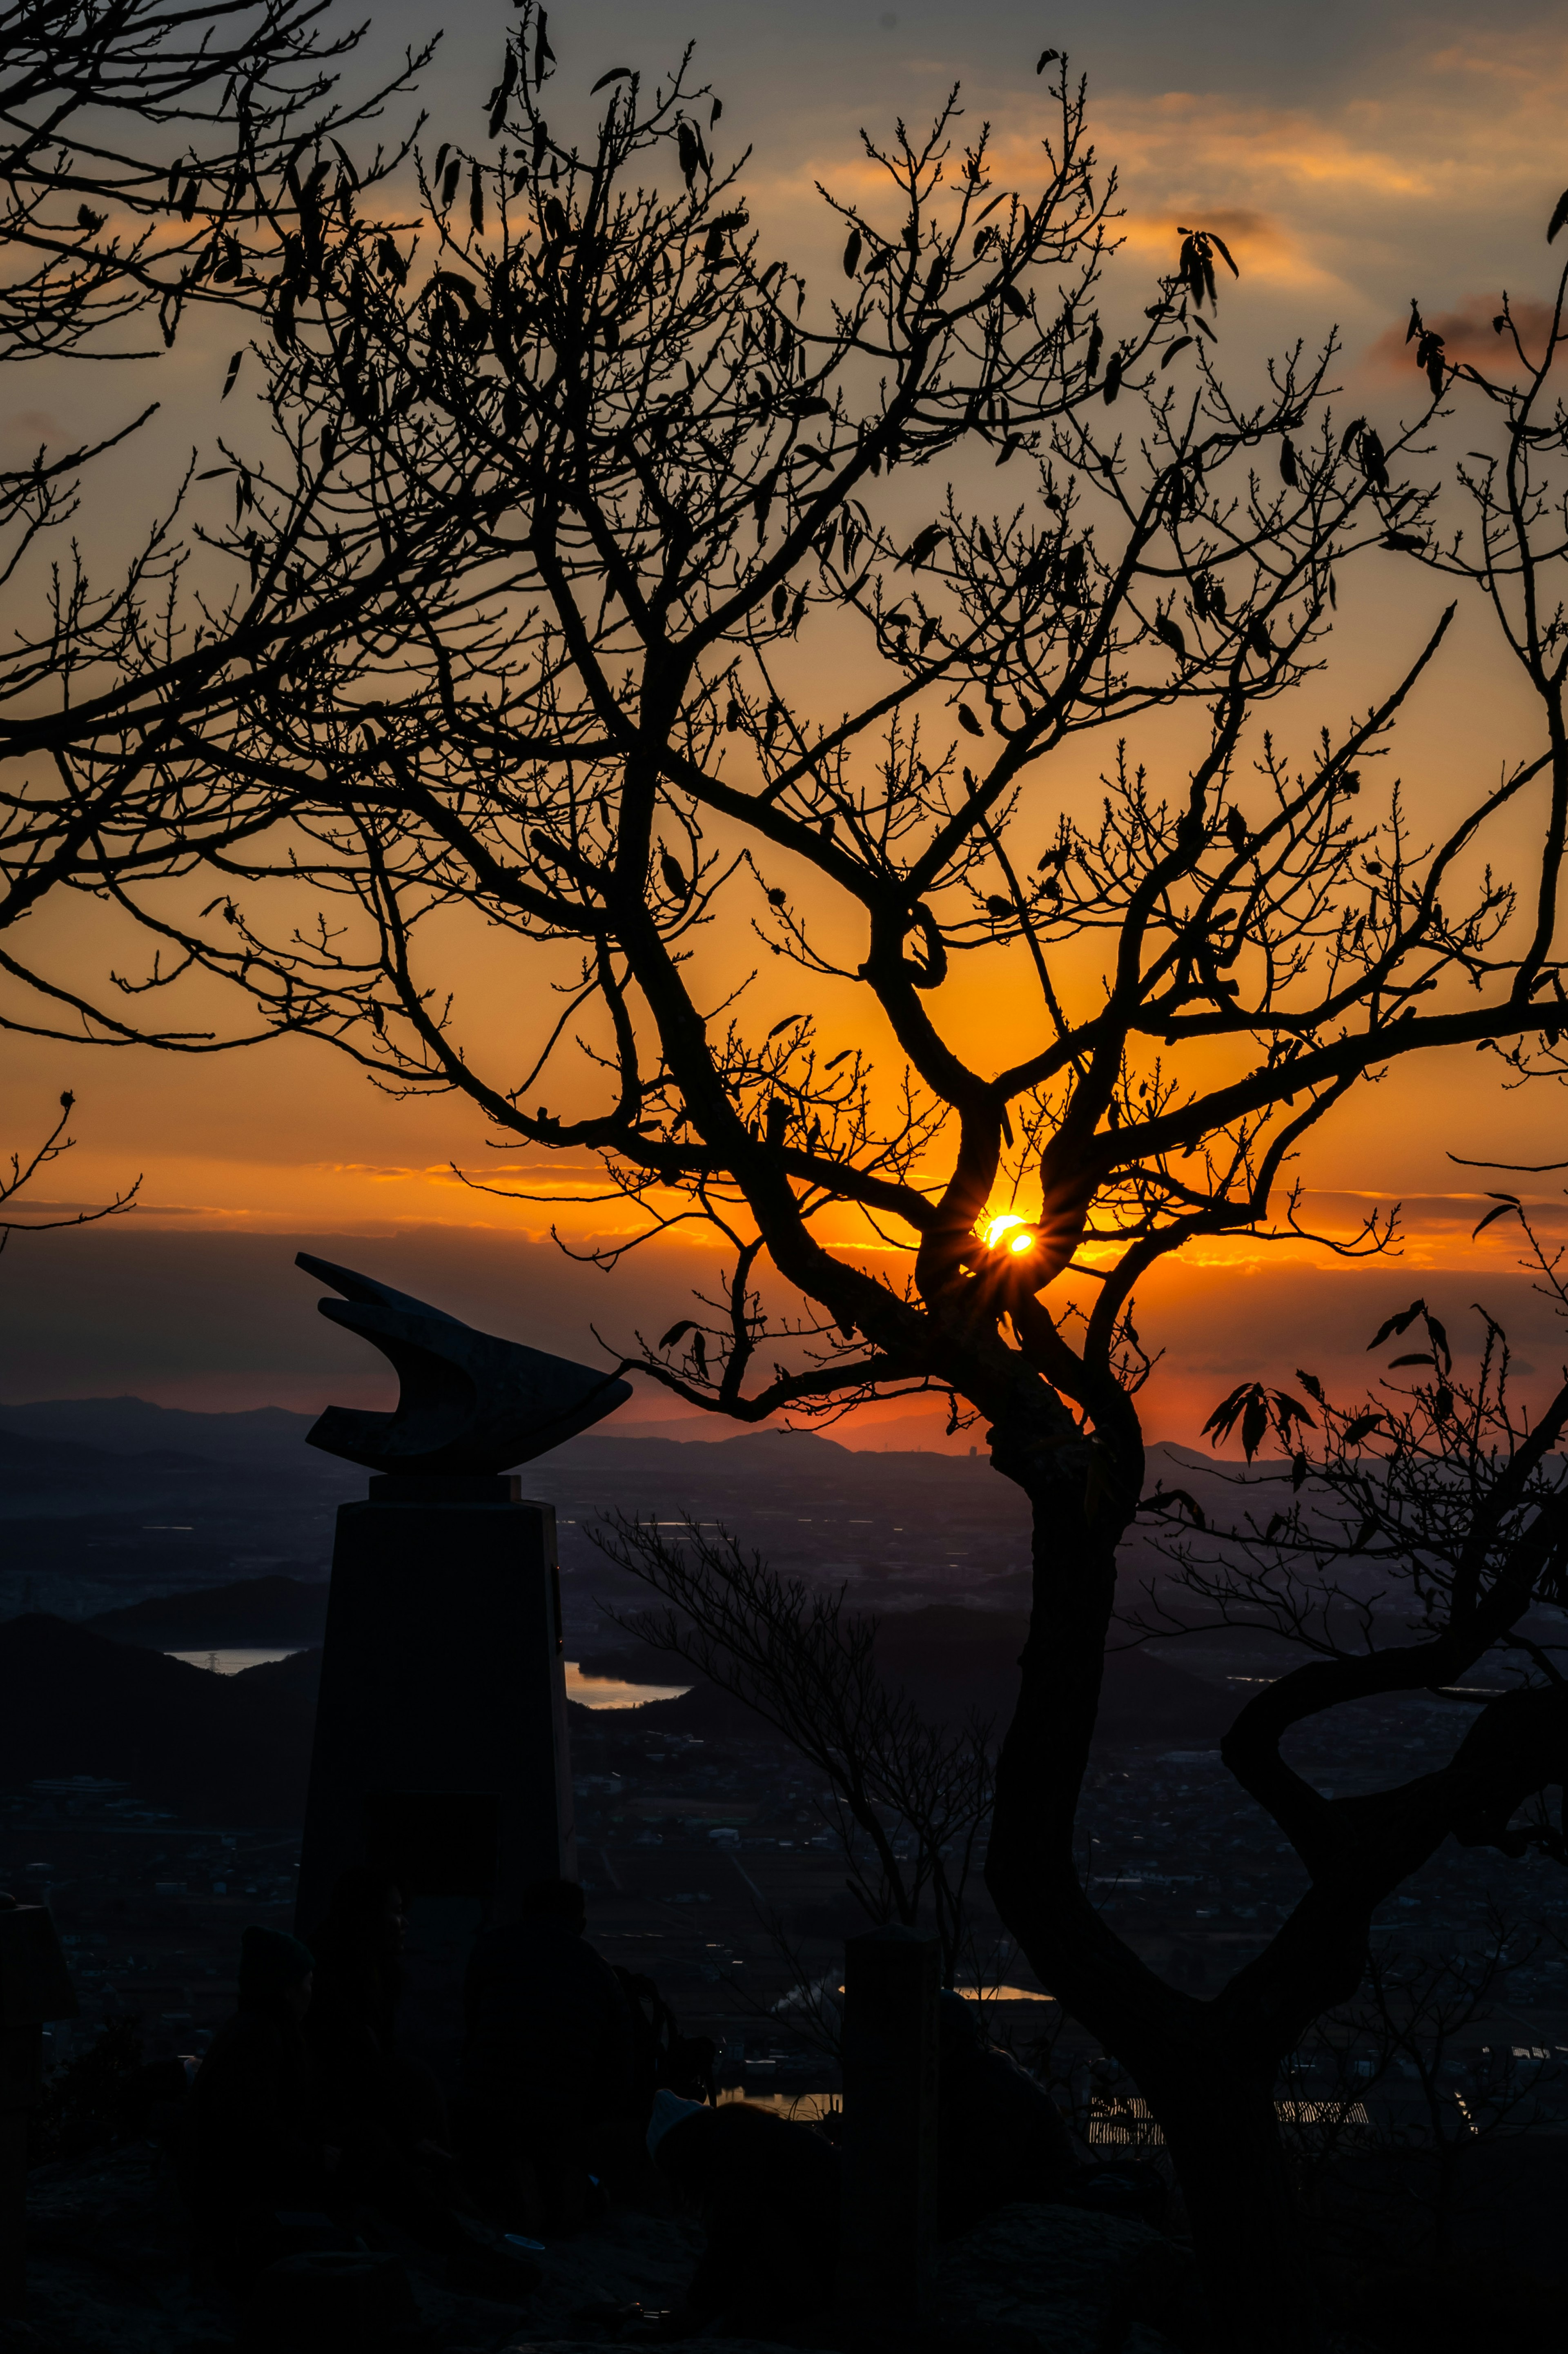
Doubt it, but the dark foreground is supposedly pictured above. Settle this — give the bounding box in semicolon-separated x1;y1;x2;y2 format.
9;2140;1211;2354
12;2138;1564;2354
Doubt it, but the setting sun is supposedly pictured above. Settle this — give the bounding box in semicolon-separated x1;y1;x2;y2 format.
982;1214;1037;1255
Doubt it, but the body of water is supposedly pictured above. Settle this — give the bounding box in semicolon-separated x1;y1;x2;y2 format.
565;1661;692;1710
163;1648;690;1707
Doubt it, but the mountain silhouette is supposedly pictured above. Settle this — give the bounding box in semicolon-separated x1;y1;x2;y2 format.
0;1617;314;1822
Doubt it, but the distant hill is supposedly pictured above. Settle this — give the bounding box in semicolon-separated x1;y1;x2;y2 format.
0;1396;995;1481
0;1424;266;1519
0;1624;682;1822
539;1428;861;1473
0;1587;1237;1836
0;1398;1259;1483
578;1601;1238;1752
0;1617;314;1822
234;1646;323;1700
0;1397;322;1468
546;1411;977;1452
87;1575;328;1649
0;1428;221;1478
568;1678;784;1742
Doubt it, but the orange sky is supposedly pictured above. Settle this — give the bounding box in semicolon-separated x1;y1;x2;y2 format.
6;0;1568;1445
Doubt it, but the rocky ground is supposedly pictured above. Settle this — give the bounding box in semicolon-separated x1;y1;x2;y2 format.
0;2142;1203;2354
13;2140;1547;2353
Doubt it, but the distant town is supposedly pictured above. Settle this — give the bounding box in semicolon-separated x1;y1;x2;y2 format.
8;1400;1564;2156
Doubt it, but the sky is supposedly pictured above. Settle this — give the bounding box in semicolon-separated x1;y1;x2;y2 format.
7;0;1568;1445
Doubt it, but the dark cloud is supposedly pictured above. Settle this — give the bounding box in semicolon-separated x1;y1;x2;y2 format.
373;0;1568;142
1366;294;1559;377
5;1220;1562;1446
0;1222;732;1411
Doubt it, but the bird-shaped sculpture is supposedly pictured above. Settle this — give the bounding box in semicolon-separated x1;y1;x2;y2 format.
296;1254;633;1474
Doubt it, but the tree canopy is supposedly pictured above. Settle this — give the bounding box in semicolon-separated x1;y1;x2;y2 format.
4;29;1559;1475
0;0;430;965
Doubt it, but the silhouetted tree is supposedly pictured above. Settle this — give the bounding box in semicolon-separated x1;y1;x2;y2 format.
7;26;1568;2343
1276;1905;1551;2297
0;0;432;1001
0;0;429;547
1136;1210;1568;2285
0;1090;138;1255
598;1514;993;1982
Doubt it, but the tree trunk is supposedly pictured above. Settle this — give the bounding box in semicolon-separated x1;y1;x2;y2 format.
985;1474;1330;2352
1146;2060;1324;2354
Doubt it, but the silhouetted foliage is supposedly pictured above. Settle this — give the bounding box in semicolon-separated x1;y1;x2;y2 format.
1282;1911;1550;2269
1142;1202;1568;1900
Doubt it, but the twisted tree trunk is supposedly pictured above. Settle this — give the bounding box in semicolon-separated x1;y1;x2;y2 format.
1150;2064;1321;2352
985;1472;1328;2354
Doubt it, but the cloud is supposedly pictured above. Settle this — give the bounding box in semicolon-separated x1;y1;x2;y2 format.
957;26;1568;327
1364;294;1559;378
1299;1188;1568;1242
1;409;60;441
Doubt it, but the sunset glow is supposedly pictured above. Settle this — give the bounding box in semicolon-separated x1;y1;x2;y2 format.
6;0;1568;1450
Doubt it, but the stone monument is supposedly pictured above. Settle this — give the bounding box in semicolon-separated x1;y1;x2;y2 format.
292;1256;630;2071
838;1922;940;2321
0;1896;77;2314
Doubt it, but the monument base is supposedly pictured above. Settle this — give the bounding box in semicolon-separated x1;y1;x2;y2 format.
296;1480;575;2080
839;1924;939;2320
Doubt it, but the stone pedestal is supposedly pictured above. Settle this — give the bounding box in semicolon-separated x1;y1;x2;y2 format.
838;1923;940;2322
0;2048;33;2319
0;1901;78;2316
295;1477;575;2075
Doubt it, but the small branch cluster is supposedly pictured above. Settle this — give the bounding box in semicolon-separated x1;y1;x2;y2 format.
594;1512;993;1982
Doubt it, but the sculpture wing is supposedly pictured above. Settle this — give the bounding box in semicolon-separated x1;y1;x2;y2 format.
296;1253;632;1473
